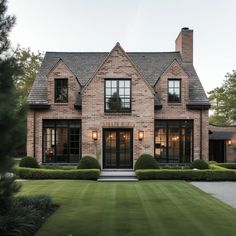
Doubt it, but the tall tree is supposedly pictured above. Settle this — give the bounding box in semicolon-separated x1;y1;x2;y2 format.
12;48;43;155
0;0;20;214
208;70;236;125
14;47;43;106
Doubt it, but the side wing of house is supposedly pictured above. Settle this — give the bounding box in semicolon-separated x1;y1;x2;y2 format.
27;59;82;164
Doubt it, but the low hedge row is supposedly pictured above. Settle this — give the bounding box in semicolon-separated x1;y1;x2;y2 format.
209;164;228;170
136;169;236;181
217;163;236;169
15;167;100;180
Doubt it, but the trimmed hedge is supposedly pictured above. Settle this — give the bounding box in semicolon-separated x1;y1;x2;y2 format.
15;167;100;180
135;154;159;170
191;159;209;169
78;156;101;169
209;164;228;170
136;169;236;181
19;156;39;168
217;163;236;169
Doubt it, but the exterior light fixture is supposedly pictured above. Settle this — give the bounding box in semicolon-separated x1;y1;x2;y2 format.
138;131;144;141
92;131;98;141
228;139;232;145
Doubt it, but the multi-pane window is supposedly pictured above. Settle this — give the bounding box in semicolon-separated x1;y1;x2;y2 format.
155;120;193;163
55;79;68;103
105;79;131;112
43;120;81;163
168;79;181;102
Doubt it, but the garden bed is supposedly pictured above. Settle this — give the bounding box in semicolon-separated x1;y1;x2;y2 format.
0;195;58;235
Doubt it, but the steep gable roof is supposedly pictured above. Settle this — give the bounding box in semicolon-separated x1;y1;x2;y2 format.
28;50;209;106
82;43;154;94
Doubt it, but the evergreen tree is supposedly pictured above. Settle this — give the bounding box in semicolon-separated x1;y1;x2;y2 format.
0;0;20;214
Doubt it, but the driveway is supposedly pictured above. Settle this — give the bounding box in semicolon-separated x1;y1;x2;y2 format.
191;182;236;209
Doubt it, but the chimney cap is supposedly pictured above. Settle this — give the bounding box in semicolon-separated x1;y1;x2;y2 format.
182;27;190;31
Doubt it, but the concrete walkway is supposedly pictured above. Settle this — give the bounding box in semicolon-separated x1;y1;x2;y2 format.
191;182;236;209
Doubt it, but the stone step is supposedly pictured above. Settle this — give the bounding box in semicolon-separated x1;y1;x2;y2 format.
100;171;136;177
97;176;139;182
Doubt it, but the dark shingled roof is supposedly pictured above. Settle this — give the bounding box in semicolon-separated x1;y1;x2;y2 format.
209;131;234;140
28;51;209;107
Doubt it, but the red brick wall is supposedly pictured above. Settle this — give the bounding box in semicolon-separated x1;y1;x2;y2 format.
81;45;155;167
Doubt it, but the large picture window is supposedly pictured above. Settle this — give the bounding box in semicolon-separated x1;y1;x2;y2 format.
43;120;81;163
168;79;181;102
55;79;68;103
105;79;131;112
155;120;193;163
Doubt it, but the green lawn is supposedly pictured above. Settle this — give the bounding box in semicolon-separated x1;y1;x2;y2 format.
19;180;236;236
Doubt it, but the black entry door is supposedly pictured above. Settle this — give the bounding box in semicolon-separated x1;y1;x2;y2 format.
209;140;225;162
103;129;133;169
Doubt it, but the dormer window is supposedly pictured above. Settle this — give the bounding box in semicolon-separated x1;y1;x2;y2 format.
168;79;181;103
105;79;131;113
55;79;68;103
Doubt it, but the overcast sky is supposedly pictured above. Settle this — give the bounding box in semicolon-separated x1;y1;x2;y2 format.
7;0;236;92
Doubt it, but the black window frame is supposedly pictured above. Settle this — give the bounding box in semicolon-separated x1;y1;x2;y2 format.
104;79;131;113
42;119;81;163
55;78;68;103
154;120;193;164
168;79;181;103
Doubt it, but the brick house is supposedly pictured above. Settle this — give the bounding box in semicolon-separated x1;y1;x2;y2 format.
27;28;210;168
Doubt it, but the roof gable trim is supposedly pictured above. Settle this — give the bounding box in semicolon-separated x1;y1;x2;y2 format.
82;42;155;94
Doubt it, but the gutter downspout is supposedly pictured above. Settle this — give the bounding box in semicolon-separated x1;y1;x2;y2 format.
33;111;36;158
200;109;203;160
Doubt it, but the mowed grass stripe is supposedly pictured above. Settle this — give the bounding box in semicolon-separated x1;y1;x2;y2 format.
17;180;236;236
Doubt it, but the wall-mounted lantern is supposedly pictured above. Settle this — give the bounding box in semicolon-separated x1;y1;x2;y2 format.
92;131;98;141
138;131;144;141
228;139;232;145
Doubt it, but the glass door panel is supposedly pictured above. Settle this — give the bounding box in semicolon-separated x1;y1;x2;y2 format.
104;131;117;168
119;131;131;168
103;129;132;169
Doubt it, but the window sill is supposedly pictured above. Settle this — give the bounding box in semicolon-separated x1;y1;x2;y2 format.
168;102;182;106
104;112;132;116
53;103;69;105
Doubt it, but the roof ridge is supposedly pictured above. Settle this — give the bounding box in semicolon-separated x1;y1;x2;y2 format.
45;51;180;54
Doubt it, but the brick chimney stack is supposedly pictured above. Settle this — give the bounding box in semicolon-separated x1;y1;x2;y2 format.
175;27;193;63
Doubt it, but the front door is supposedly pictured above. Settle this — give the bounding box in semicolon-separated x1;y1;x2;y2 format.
103;129;133;169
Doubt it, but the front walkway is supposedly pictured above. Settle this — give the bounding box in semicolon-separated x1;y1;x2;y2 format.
191;182;236;209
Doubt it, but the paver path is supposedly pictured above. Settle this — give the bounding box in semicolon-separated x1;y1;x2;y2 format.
191;182;236;209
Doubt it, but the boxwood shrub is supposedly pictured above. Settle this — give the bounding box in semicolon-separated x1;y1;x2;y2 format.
15;167;100;180
77;156;101;169
191;159;209;169
136;169;236;181
19;156;39;168
135;154;159;170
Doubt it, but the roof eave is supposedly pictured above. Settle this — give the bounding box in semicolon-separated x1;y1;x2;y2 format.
186;103;211;110
155;104;163;110
28;104;50;109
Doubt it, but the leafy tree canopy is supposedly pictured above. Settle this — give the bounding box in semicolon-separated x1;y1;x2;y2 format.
208;70;236;125
14;47;43;106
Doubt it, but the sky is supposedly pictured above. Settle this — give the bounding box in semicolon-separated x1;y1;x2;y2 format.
7;0;236;92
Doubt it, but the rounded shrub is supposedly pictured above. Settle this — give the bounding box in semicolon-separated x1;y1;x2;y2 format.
135;154;159;170
77;156;101;169
191;159;209;170
19;156;39;168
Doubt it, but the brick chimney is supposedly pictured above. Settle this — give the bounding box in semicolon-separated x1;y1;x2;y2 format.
175;27;193;62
